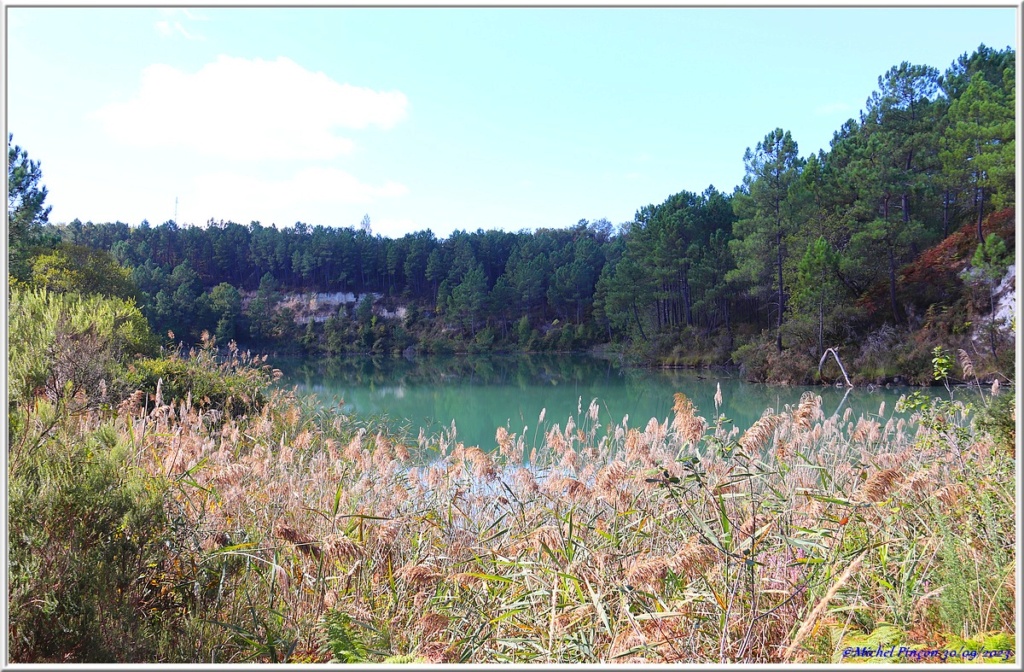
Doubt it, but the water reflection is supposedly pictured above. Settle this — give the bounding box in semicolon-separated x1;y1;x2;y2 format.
275;354;921;450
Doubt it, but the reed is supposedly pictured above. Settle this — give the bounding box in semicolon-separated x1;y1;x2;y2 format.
7;342;1016;663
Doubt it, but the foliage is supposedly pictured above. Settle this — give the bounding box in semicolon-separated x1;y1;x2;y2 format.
7;287;155;410
321;610;374;663
6;42;1019;665
942;61;1016;241
6;316;1015;663
20;45;1018;376
943;632;1016;664
729;128;804;351
961;234;1013;360
975;387;1015;455
8;133;52;279
212;284;244;342
832;625;906;664
968;233;1011;282
8;421;172;662
30;243;137;299
789;236;845;354
124;335;277;417
732;331;818;384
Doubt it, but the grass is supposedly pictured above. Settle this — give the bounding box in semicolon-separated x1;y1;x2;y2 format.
7;300;1017;662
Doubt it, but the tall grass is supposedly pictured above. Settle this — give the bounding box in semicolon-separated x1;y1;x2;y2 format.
7;294;1016;662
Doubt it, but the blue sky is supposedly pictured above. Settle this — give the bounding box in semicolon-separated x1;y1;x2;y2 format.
5;7;1018;239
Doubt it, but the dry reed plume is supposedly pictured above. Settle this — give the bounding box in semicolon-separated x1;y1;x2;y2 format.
782;551;867;661
739;411;781;453
29;371;1009;665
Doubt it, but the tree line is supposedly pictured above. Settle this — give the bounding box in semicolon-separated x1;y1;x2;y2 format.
9;45;1015;382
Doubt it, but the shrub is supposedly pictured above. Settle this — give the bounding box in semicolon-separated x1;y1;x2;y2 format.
850;324;938;385
976;386;1016;455
732;332;817;383
732;333;774;381
8;288;156;408
8;421;172;662
124;337;276;418
30;243;137;300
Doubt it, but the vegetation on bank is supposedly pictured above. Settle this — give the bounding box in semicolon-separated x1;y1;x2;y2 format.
6;286;1017;663
5;43;1017;663
8;45;1016;384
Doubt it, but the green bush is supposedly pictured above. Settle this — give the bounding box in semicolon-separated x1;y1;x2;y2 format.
732;333;774;381
30;243;137;300
933;479;1015;638
732;332;816;383
976;387;1016;454
8;421;173;662
8;288;156;408
850;325;937;385
124;339;274;418
474;326;496;348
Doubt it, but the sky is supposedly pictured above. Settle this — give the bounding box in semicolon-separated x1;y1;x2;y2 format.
5;6;1019;239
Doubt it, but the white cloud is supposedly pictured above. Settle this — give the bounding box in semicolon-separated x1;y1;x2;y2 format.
94;56;408;160
187;167;408;225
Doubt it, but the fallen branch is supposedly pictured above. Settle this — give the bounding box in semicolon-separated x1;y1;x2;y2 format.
819;347;853;388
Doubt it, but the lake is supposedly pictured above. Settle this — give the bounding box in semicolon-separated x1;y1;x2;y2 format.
275;354;924;451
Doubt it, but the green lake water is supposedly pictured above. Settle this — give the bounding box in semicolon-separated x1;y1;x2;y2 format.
275;354;924;451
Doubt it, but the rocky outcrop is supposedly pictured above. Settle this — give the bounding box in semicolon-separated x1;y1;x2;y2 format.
991;263;1016;329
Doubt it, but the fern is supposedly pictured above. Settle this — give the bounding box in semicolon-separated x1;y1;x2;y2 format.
322;611;371;663
832;624;906;663
944;631;1016;663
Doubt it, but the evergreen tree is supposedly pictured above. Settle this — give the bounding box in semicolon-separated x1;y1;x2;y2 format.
729;129;803;351
8;135;52;280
